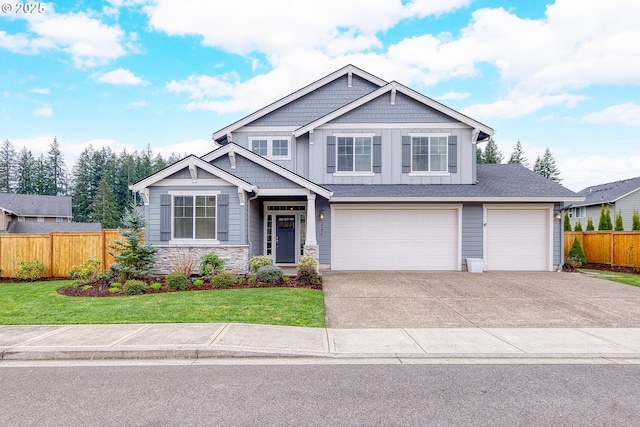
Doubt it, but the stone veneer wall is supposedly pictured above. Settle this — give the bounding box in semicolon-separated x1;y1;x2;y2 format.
152;245;250;275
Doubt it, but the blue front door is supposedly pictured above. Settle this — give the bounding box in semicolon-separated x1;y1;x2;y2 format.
276;215;296;263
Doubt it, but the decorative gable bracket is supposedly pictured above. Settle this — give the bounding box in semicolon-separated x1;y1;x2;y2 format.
188;159;197;182
140;188;150;205
228;151;237;169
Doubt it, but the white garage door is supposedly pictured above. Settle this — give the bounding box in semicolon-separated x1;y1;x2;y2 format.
331;207;460;270
485;207;551;271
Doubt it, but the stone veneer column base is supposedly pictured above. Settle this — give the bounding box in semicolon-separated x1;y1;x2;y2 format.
152;245;249;275
303;245;319;271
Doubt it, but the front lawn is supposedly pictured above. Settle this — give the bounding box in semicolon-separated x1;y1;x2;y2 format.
0;280;326;327
579;269;640;288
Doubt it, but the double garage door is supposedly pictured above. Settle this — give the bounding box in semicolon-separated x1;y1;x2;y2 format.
331;205;553;271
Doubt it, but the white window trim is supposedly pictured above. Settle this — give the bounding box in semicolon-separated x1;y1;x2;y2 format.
574;207;586;218
334;133;374;176
168;190;221;244
408;133;450;176
249;137;292;160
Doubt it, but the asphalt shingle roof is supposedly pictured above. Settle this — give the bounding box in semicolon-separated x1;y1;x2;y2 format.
324;164;580;199
573;176;640;206
0;193;72;217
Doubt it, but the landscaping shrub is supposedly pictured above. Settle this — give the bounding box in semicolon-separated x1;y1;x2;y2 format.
82;285;93;291
256;265;284;284
211;272;237;289
615;211;625;231
70;258;102;285
149;282;162;290
565;238;587;268
564;211;571;232
296;265;320;285
586;217;595;231
170;248;199;277
598;204;613;231
16;259;47;281
298;255;317;270
124;280;147;295
193;278;204;287
108;204;158;281
249;255;272;274
199;252;225;279
633;209;640;231
109;287;120;294
109;282;121;289
574;221;583;232
166;272;188;290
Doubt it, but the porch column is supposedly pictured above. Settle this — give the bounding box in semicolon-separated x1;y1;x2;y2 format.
305;193;317;246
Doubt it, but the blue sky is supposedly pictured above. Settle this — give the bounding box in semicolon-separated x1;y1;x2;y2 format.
1;0;639;191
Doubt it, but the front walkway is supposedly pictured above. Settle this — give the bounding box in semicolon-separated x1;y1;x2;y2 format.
322;271;640;328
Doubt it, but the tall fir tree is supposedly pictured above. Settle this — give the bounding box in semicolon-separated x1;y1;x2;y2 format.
533;148;561;183
475;145;484;164
15;148;36;194
33;153;49;195
0;139;17;193
482;138;503;164
508;140;528;167
90;178;120;228
71;146;97;222
45;137;68;195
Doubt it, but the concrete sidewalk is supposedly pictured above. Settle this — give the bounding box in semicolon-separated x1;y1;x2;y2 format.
2;323;640;363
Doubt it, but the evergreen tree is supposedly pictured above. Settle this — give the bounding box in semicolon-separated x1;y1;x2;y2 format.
0;139;16;193
633;209;640;231
33;154;48;195
108;203;158;280
598;205;613;230
564;211;572;231
115;149;137;213
586;217;595;231
533;148;561;183
482;138;503;164
167;152;182;165
153;153;167;171
476;145;484;164
45;137;68;195
507;140;528;167
71;146;97;222
90;178;120;228
567;237;587;266
574;221;583;231
614;211;624;231
15;148;36;194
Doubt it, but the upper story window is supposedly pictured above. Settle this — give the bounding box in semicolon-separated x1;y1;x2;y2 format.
173;194;217;240
337;135;372;173
250;137;290;160
410;134;448;174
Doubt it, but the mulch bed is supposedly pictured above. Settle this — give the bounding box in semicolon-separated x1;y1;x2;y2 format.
57;276;322;297
563;263;640;275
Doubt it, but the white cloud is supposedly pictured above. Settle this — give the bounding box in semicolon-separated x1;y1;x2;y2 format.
154;138;212;160
29;88;50;94
462;92;589;121
582;103;640;127
34;106;52;117
561;154;640;192
129;100;147;108
97;68;148;85
439;92;469;100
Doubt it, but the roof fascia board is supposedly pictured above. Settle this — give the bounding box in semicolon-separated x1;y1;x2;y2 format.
212;65;388;141
294;82;494;138
201;143;333;199
329;196;585;203
130;155;255;193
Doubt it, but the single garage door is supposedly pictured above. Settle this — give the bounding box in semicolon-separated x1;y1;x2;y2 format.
485;207;552;271
331;206;460;270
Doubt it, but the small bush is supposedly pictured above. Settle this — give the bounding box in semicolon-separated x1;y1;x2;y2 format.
16;259;47;281
70;258;102;285
296;265;320;285
256;265;283;284
109;287;120;294
211;272;237;289
586;217;595;231
193;278;204;287
566;238;587;268
149;282;162;290
574;221;583;232
170;248;199;277
124;279;147;295
82;285;93;291
615;211;625;231
110;281;121;289
166;272;188;290
298;255;317;270
199;252;225;278
283;276;290;282
249;255;272;274
248;276;257;284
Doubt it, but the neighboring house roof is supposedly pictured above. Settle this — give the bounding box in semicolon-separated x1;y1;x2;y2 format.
570;176;640;207
212;64;388;142
0;193;72;217
293;81;494;141
5;221;102;234
326;164;583;202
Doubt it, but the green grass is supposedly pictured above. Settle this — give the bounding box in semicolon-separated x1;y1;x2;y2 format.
0;280;326;327
579;269;640;288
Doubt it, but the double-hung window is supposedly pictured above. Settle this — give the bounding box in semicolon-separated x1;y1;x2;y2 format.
411;134;448;174
250;137;290;160
173;194;217;240
337;135;372;173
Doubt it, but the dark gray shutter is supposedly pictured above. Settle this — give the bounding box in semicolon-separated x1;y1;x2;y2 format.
372;135;382;173
326;136;336;173
160;194;171;241
402;136;411;173
448;135;458;173
217;193;229;241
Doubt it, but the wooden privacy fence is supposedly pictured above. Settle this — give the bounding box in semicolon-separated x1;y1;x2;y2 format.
0;230;122;278
565;231;640;267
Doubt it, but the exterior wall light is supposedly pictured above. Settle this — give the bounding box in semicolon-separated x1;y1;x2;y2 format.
319;210;325;221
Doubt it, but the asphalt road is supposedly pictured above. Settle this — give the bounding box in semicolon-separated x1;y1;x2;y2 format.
1;364;639;426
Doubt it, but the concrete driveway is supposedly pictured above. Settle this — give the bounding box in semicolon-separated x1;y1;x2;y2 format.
322;271;640;328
